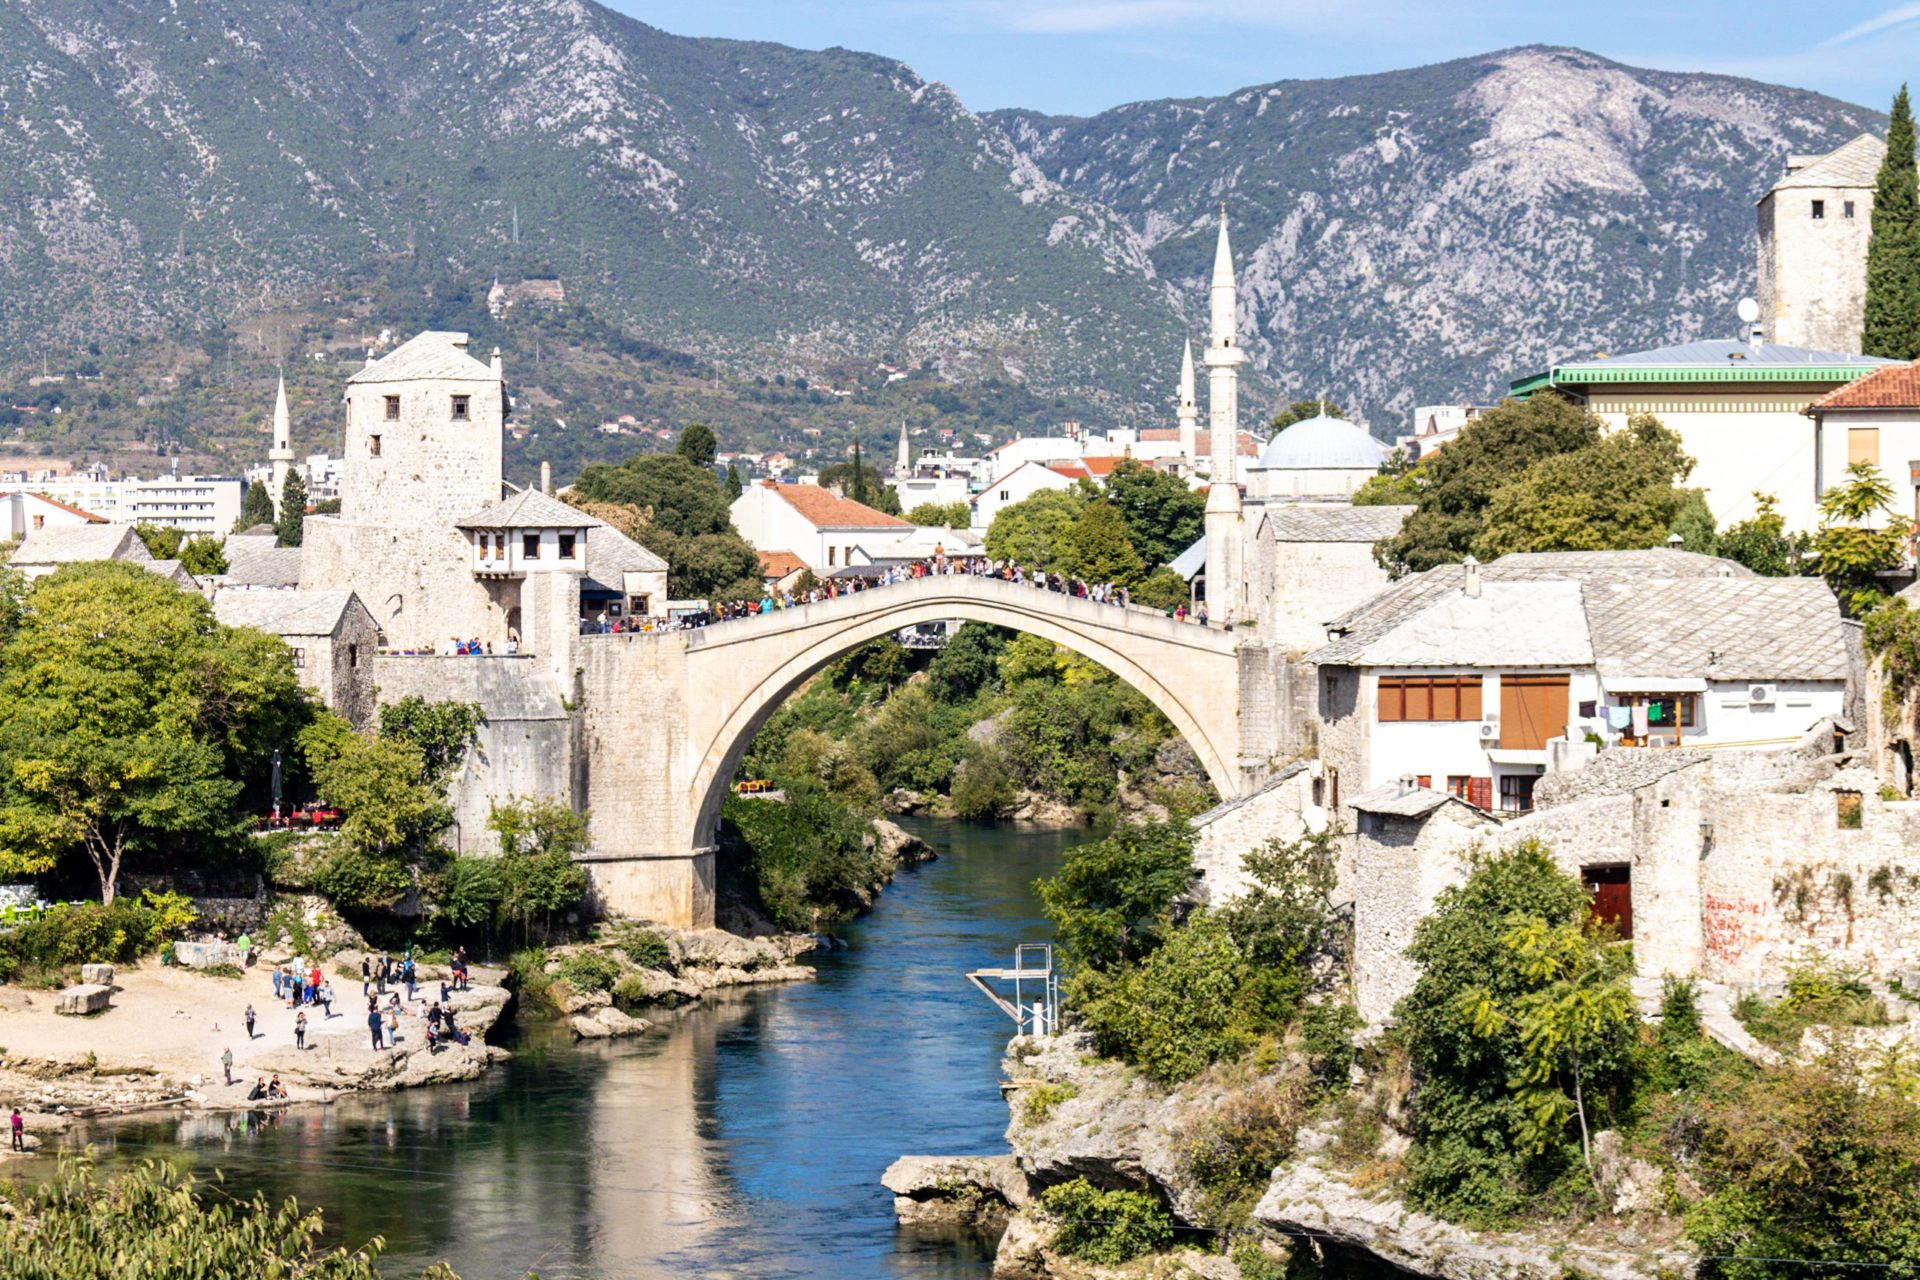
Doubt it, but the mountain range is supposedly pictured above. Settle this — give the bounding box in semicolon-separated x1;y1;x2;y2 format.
0;0;1888;442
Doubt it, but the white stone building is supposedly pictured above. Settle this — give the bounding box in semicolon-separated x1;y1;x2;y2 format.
967;461;1081;534
728;481;910;576
1245;412;1388;500
0;490;107;538
1804;362;1920;529
1311;549;1849;822
11;524;155;580
1758;133;1887;355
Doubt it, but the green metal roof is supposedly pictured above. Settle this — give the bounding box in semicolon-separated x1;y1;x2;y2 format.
1511;363;1881;396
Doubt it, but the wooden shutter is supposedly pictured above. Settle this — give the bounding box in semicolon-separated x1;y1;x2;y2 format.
1467;777;1492;810
1848;427;1880;466
1405;678;1432;720
1378;678;1404;722
1433;679;1458;721
1461;677;1483;721
1500;674;1570;750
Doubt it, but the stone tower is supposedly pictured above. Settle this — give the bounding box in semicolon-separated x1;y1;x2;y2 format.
268;372;295;518
896;419;910;476
1176;339;1199;465
1203;208;1245;620
1757;133;1884;353
300;331;509;649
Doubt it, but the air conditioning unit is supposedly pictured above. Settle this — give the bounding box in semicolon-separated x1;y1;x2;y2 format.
1477;721;1500;741
1747;684;1776;704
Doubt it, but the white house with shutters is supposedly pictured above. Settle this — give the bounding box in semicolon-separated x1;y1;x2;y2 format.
1309;549;1850;820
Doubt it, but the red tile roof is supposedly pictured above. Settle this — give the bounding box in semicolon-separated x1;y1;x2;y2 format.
1809;363;1920;411
757;549;808;579
21;491;107;522
760;480;909;528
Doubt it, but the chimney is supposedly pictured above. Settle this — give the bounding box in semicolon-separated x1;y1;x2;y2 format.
1667;532;1684;549
540;461;551;495
1399;773;1416;797
1462;553;1481;598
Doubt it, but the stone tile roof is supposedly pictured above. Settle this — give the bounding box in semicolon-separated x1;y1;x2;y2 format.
1808;363;1920;411
458;488;594;530
223;541;304;588
144;560;196;588
213;588;360;637
1312;549;1754;666
1583;577;1848;682
346;331;498;385
1350;784;1456;817
1260;504;1413;543
582;522;668;589
1770;134;1887;191
759;481;908;529
1344;580;1595;668
13;524;151;565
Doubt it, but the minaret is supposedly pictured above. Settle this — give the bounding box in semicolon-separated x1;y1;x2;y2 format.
896;419;911;476
268;371;294;519
1176;340;1199;465
1202;206;1246;622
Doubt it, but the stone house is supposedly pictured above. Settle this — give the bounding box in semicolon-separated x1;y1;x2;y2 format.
729;480;909;576
0;490;106;538
1240;504;1410;655
965;461;1079;535
1310;550;1849;830
11;524;154;580
211;588;379;728
1758;133;1886;356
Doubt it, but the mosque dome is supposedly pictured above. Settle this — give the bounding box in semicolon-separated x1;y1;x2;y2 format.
1253;413;1388;470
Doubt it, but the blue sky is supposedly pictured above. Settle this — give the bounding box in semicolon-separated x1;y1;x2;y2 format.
605;0;1918;117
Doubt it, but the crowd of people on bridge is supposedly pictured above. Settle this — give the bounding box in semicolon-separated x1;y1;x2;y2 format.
579;552;1223;635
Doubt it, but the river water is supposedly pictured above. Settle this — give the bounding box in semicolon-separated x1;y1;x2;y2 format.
65;819;1084;1280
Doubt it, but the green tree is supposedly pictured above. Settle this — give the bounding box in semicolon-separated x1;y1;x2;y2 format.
985;488;1084;570
133;524;183;560
1270;399;1346;431
1814;462;1909;613
178;536;229;576
1036;818;1195;971
277;469;308;547
1470;414;1695;560
818;449;903;515
1063;499;1145;585
905;500;972;528
1864;86;1920;360
0;1158;461;1280
0;562;308;904
1104;458;1204;567
1374;394;1600;577
675;421;718;468
571;454;735;537
298;714;449;906
235;480;275;532
436;855;504;933
1395;841;1617;1227
723;782;877;930
926;622;1007;702
377;697;485;790
488;797;590;941
1668;490;1718;555
1352;467;1423;507
1718;493;1807;576
725;462;744;500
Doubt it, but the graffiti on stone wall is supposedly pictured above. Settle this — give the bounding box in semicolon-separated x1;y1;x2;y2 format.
1703;894;1765;966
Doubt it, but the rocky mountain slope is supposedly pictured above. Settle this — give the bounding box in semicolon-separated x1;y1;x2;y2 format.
0;3;1885;437
988;46;1882;425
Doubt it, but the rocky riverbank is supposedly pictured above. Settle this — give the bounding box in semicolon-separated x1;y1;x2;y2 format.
887;1030;1692;1280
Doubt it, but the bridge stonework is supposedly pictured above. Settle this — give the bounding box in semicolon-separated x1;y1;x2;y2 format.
572;576;1264;927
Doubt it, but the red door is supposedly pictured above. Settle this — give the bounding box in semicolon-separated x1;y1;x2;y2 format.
1583;865;1632;938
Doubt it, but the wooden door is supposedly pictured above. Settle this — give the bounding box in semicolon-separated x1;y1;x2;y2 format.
1584;865;1632;938
1500;673;1570;750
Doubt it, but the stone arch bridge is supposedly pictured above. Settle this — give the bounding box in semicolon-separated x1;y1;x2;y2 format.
573;574;1284;926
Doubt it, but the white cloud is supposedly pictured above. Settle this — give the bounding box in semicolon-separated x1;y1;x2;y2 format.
1818;2;1920;48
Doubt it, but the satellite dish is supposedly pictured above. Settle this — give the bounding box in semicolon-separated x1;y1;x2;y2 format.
1736;297;1760;325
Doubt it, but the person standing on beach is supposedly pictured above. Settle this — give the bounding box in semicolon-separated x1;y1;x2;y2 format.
10;1108;23;1152
244;1004;257;1040
367;1003;384;1050
295;1010;307;1050
221;1047;233;1086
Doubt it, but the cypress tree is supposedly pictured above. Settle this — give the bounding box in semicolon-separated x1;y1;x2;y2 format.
725;463;743;500
276;470;308;547
234;480;274;532
1863;85;1920;360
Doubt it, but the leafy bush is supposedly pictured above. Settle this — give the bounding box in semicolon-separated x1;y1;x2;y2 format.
1038;1178;1173;1265
555;951;620;994
1299;1000;1363;1096
315;844;413;912
1019;1081;1078;1126
1075;914;1271;1084
618;928;673;972
0;891;198;975
723;783;877;931
0;1157;460;1279
1178;1077;1306;1225
1037;818;1195;971
435;856;504;932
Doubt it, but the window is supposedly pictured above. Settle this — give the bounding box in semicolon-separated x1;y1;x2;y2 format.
999;490;1010;501
1377;674;1483;722
1845;200;1857;219
369;434;382;458
1614;693;1698;743
1448;776;1493;810
558;532;577;560
1499;774;1537;813
348;643;358;668
384;395;400;421
31;515;43;530
1848;427;1880;466
1499;672;1570;750
451;395;471;421
1811;199;1826;220
828;546;837;566
291;647;306;669
523;533;541;560
1415;775;1431;790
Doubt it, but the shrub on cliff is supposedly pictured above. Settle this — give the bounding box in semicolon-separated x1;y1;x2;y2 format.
1037;1178;1173;1265
0;1157;461;1279
722;782;877;930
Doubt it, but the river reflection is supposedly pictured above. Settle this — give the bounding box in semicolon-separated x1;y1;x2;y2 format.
63;819;1085;1279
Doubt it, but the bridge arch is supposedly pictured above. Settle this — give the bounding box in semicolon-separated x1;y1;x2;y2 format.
678;575;1245;846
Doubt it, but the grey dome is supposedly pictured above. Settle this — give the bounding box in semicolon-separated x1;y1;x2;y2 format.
1254;414;1388;470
